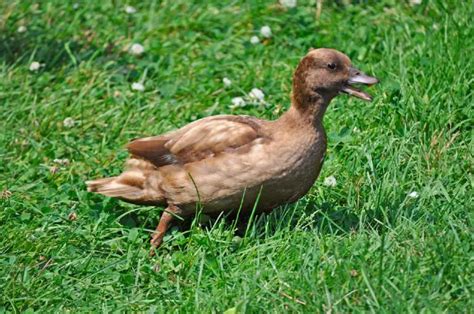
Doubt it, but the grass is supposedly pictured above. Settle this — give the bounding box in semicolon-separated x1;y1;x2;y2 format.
0;0;473;312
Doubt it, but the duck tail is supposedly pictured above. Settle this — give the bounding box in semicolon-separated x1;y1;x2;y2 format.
86;172;146;201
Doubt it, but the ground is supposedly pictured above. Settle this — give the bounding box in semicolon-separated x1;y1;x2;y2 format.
0;0;472;312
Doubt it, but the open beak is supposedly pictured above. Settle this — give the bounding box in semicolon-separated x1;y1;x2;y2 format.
341;67;379;101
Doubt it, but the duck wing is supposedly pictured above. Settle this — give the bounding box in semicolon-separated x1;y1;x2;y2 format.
126;115;266;168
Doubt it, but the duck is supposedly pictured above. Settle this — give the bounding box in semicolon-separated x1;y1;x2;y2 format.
86;48;378;252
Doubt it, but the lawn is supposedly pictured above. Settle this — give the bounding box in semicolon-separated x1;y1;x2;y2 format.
0;0;472;312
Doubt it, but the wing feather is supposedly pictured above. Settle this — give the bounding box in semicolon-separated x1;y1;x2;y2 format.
126;115;264;168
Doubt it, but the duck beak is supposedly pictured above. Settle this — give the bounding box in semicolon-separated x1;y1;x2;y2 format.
341;67;379;101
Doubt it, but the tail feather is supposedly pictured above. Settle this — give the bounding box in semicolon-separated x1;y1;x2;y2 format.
86;167;166;206
86;177;116;192
86;175;145;201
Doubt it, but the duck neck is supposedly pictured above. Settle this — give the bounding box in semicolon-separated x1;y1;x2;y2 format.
278;92;330;128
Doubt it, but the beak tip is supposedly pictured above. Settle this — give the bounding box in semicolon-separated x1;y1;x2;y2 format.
366;77;379;86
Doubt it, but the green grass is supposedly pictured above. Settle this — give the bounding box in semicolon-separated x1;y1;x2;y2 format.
1;0;473;312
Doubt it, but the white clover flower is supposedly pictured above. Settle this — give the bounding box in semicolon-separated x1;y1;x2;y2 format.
53;158;70;166
323;175;337;187
49;166;59;174
17;25;27;33
72;3;80;9
280;0;297;8
131;82;145;91
222;77;232;87
260;26;272;38
124;5;137;14
407;191;419;198
409;0;422;5
129;43;145;56
63;117;75;128
29;61;41;71
249;88;265;101
250;36;260;45
231;97;246;107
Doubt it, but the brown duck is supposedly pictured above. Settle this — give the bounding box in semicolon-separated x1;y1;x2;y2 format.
87;48;378;251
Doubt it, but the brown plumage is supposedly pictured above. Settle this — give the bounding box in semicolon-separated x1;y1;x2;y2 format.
86;48;378;252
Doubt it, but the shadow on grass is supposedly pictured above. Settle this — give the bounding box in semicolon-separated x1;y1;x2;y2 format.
0;27;129;73
94;198;362;246
88;187;424;256
1;30;85;68
247;201;361;237
0;29;169;92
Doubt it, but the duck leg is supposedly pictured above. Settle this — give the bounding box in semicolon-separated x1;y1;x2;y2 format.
150;204;181;255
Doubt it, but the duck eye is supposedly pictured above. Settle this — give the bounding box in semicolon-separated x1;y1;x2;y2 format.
327;63;336;70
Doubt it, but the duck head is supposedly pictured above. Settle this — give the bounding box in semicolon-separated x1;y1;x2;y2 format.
292;48;378;107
